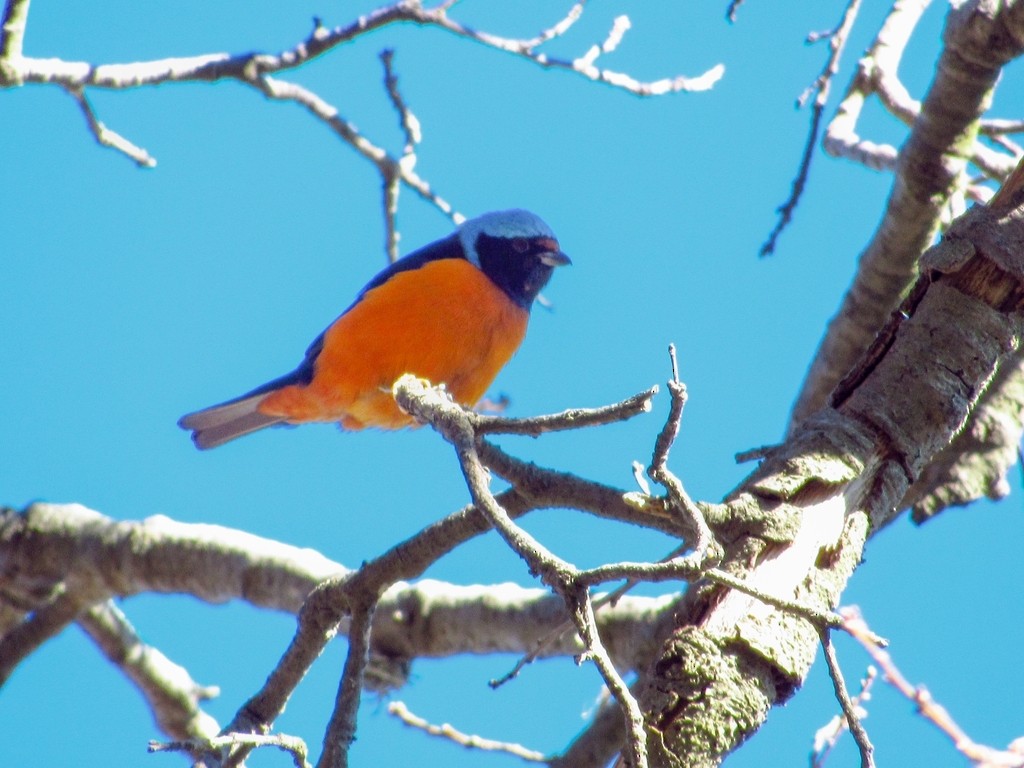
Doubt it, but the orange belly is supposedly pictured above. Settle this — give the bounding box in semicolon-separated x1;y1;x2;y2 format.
257;258;529;429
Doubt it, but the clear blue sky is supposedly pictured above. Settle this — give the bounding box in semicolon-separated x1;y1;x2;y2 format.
3;2;1022;766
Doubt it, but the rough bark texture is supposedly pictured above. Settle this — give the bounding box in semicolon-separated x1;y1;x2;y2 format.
637;198;1024;767
791;0;1024;429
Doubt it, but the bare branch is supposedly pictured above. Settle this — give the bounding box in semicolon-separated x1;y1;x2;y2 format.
570;587;649;768
702;568;884;641
65;86;156;167
635;190;1024;762
151;732;311;768
489;550;685;690
819;630;875;768
474;385;657;436
478;441;687;538
0;0;29;62
388;700;547;762
0;585;99;685
320;601;377;768
982;118;1024;136
842;607;1024;768
523;1;587;48
793;0;1024;428
393;375;652;767
424;7;724;96
78;601;221;741
822;0;928;172
811;666;876;768
254;73;460;225
726;0;747;24
0;505;676;669
761;0;861;256
646;345;717;566
379;48;422;261
0;1;719;240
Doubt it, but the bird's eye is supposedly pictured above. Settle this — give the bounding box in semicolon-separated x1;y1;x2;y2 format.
512;237;529;253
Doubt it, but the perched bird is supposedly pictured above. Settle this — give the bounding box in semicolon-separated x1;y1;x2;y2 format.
179;209;570;449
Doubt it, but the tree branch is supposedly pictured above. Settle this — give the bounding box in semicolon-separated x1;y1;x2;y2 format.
760;0;862;256
792;0;1024;429
387;700;547;762
842;607;1024;767
319;600;376;768
820;629;875;768
636;181;1024;766
0;0;29;62
79;601;221;741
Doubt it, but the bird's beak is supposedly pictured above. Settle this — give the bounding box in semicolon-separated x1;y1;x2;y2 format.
540;250;572;267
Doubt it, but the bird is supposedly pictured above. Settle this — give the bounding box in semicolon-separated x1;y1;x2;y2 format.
178;209;570;449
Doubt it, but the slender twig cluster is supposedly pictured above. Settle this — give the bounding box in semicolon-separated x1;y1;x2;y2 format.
764;0;1024;254
842;607;1024;768
761;0;862;256
0;0;722;259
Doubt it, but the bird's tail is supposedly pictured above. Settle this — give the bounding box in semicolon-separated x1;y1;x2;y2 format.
178;393;285;450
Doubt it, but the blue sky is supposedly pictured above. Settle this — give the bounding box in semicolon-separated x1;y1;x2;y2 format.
3;2;1023;766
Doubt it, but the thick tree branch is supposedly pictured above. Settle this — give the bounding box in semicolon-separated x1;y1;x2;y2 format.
635;179;1024;766
900;350;1024;522
0;504;674;703
793;0;1024;429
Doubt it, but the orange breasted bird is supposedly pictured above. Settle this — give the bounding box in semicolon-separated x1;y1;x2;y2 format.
178;209;570;449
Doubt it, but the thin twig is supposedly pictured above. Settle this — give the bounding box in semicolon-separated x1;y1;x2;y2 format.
255;73;460;226
474;386;658;436
811;666;876;768
522;1;587;48
319;600;377;768
819;630;875;768
388;701;547;762
647;344;717;566
381;165;401;263
379;49;422;262
735;443;779;463
761;0;861;256
568;586;649;768
726;0;747;24
214;578;352;768
490;544;687;689
574;15;630;70
1;0;726;262
64;86;156;167
426;7;724;96
842;607;1024;767
380;49;421;157
705;569;889;643
821;0;927;173
982;118;1024;136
